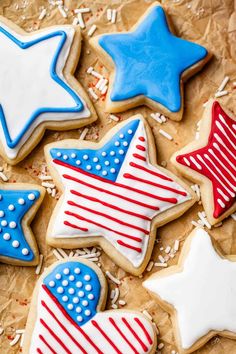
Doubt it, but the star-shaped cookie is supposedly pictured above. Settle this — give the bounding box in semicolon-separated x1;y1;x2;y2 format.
0;16;96;164
0;184;44;266
171;100;236;225
90;2;211;121
45;116;195;275
23;258;157;354
143;227;236;354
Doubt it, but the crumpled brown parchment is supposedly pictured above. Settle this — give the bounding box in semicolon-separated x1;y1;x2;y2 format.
0;0;236;353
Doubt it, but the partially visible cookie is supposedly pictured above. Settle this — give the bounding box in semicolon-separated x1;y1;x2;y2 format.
171;99;236;225
143;227;236;354
23;258;157;354
0;16;96;164
0;183;44;266
90;2;211;121
44;115;196;275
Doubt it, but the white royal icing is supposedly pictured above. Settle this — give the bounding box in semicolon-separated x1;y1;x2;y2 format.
143;228;236;349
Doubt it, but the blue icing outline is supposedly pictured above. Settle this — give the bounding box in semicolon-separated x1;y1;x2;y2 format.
0;189;40;261
0;26;84;149
50;119;140;182
44;261;101;326
98;6;208;112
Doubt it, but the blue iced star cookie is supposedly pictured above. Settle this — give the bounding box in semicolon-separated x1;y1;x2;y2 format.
90;4;210;120
0;184;44;266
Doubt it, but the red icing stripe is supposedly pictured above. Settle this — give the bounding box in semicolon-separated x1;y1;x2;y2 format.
139;136;145;142
117;240;142;253
39;334;57;354
109;317;139;354
40;318;72;354
133;153;146;161
130;162;173;181
134;318;153;345
91;320;122;354
122;317;148;352
37;349;43;354
64;220;88;232
136;145;146;151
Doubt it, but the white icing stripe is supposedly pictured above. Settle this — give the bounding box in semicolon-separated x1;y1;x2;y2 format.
143;228;236;349
219;114;236;140
217;188;230;202
214;133;236;161
215;121;236;150
213;143;236;171
29;285;154;353
0;22;90;159
190;156;202;170
208;148;236;182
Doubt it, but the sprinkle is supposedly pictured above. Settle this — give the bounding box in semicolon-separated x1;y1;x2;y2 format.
20;332;24;347
142;310;152;321
231;213;236;221
40;175;52;181
88;87;98;100
146;261;154;272
118;300;126;306
15;329;25;334
57;248;68;258
78;252;99;259
75;7;91;13
109;114;119;122
154;262;168;268
111;304;118;309
69;251;74;257
83;248;91;253
47;188;52;195
105;271;121;285
159;129;173;141
95;78;104;90
77;13;85;29
51;189;56;198
35;254;44;275
158;255;165;263
0;328;4;335
107;9;112;21
165;246;171;254
0;172;8;182
153;322;160;335
58;5;67;18
217;76;229;93
150;112;162;124
158;343;164;349
79;128;89;140
52;249;63;260
88;24;97;37
39;8;47;20
75;249;86;255
198;211;212;229
72;17;79;25
110;289;115;299
111;287;120;304
42;182;55;188
101;85;108;95
214;90;228;98
191;220;200;227
10;334;21;346
87;66;93;74
159;247;164;251
99;79;108;91
160;114;167;123
111;9;117;24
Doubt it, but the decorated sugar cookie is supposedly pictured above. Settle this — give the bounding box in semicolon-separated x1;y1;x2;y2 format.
44;116;195;275
143;227;236;354
23;258;157;354
171;100;236;225
0;184;44;266
90;2;211;121
0;16;96;165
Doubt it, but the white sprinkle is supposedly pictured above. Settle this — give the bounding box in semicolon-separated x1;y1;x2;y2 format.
198;211;212;229
142;310;152;321
160;114;167;123
191;220;200;227
15;329;25;334
58;5;67;18
75;249;86;255
154;262;168;268
99;78;108;92
77;12;85;29
88;24;97;37
174;240;180;252
158;255;165;263
217;76;229;93
101;85;108;95
42;182;55;188
109;114;119;122
35;254;44;275
111;304;118;309
0;328;4;335
39;8;47;20
118;300;126;306
215;90;228;98
106;271;121;285
87;66;93;74
78;252;99;259
96;78;104;90
158;343;164;349
0;172;8;181
51;189;56;198
107;8;112;21
150;112;162;124
57;248;68;258
153;322;160;335
88;257;99;262
46;188;52;195
146;261;154;272
72;17;79;25
231;213;236;221
110;289;115;299
112;287;120;304
40;175;52;181
165;246;171;254
88;87;98;100
10;334;21;346
52;249;63;260
75;7;91;14
111;9;117;24
79;128;89;140
159;129;173;141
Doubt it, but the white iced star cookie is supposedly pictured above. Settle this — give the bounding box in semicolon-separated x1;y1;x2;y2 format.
143;227;236;354
44;116;196;275
0;16;96;165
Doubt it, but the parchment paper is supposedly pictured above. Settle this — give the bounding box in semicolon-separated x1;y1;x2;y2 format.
0;0;235;353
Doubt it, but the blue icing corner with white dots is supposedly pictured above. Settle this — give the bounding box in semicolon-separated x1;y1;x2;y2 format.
44;261;101;326
50;119;140;182
0;189;40;261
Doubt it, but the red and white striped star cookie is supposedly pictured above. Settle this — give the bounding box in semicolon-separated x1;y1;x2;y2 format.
45;116;195;275
172;100;236;225
23;258;157;354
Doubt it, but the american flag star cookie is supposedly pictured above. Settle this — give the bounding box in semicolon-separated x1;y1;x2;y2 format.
44;116;196;275
171;99;236;225
89;2;211;121
23;258;157;354
0;16;96;165
0;183;44;266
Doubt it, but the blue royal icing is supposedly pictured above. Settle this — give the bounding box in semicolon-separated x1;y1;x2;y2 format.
44;261;101;326
0;27;84;149
0;189;40;261
50;119;140;182
98;6;208;112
